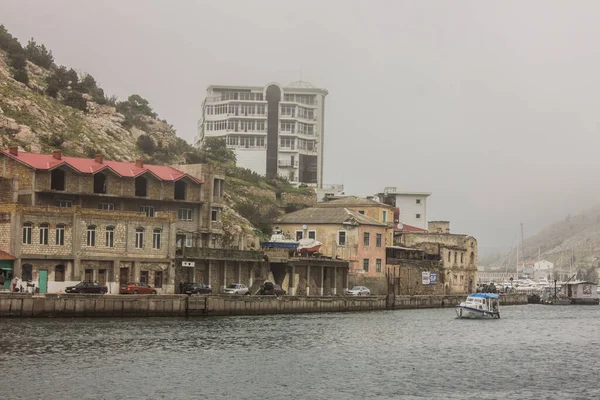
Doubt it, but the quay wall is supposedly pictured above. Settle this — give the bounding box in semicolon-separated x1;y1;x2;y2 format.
0;293;527;318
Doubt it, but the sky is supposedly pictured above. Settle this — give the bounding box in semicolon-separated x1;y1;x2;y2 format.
2;0;600;255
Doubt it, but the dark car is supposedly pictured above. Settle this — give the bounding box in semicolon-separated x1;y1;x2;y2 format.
183;282;212;295
259;281;286;296
65;282;108;294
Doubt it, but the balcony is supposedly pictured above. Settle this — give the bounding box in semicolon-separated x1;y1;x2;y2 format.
278;160;299;168
176;247;264;262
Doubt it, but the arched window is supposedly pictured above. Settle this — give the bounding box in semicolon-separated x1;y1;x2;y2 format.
50;169;65;191
93;172;107;194
174;181;186;200
55;265;65;282
87;225;96;246
22;222;33;244
105;226;114;248
135;228;145;249
39;223;49;245
22;264;33;281
153;228;162;249
135;176;147;197
56;224;65;245
470;252;475;266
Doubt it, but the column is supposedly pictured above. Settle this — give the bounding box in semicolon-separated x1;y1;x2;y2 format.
289;264;296;296
332;267;337;296
220;261;226;293
237;262;242;284
249;262;254;288
343;267;349;294
318;266;324;296
207;260;212;288
306;265;311;296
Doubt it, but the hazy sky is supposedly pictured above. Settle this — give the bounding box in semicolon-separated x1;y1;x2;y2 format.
3;0;600;253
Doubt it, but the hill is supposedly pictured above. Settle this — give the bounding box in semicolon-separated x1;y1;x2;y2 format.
0;25;314;239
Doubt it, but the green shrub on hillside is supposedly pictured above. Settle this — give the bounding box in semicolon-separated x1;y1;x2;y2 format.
24;39;54;69
136;134;156;155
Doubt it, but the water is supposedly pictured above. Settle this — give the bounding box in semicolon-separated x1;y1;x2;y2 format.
1;304;599;399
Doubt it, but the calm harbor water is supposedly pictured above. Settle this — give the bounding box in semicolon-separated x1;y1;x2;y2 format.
1;305;599;399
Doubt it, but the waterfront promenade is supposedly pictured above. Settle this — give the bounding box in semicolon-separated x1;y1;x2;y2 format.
0;293;528;318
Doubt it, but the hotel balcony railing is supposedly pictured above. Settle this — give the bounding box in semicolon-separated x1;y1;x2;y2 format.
278;160;299;168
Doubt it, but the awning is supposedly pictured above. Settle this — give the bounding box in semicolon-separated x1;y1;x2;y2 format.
0;266;13;271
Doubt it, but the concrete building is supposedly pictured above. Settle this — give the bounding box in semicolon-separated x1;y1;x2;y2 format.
0;147;261;294
397;221;478;294
275;207;387;277
372;188;431;230
198;81;328;187
315;183;344;202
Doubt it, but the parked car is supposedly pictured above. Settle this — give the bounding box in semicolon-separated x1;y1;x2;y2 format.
65;282;108;294
183;282;212;295
120;282;157;294
347;286;370;296
259;281;286;296
224;283;250;295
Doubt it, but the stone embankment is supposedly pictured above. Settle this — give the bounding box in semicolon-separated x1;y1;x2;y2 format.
0;293;528;318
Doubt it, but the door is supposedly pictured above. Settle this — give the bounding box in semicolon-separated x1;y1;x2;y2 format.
119;268;129;285
38;270;48;293
98;269;106;286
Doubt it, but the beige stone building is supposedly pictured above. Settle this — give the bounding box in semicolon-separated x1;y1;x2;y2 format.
0;147;262;294
275;206;387;277
396;221;478;294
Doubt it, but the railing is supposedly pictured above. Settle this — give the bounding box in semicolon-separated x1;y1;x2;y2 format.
176;247;264;261
278;160;299;167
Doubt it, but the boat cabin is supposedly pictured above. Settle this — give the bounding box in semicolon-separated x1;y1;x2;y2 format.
465;293;500;312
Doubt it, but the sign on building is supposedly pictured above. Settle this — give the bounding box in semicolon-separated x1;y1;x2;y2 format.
429;272;437;285
181;261;195;268
421;271;430;285
422;271;437;285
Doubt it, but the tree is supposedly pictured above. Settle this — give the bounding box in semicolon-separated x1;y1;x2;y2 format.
12;68;29;84
46;66;79;97
200;137;236;165
137;134;156;155
62;92;87;111
117;94;157;118
24;38;54;68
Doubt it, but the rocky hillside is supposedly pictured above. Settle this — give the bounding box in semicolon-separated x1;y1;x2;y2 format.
0;25;314;239
490;206;600;278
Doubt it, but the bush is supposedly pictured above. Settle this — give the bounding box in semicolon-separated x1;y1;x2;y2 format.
24;38;54;68
137;134;156;155
12;68;29;84
62;92;87;111
46;66;78;97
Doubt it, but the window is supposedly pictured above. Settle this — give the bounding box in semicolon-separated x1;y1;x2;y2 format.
382;210;387;222
39;223;49;245
338;231;346;246
56;200;72;208
185;235;193;247
140;271;149;284
153;229;162;249
376;233;382;247
376;259;382;273
363;259;370;272
139;205;155;217
56;224;65;245
461;253;464;264
178;208;192;221
364;232;370;247
105;226;114;248
358;210;365;215
135;176;147;197
416;214;421;219
211;208;219;222
174;181;186;200
22;264;33;281
50;169;65;191
154;271;163;288
55;265;65;282
416;199;421;204
22;222;32;244
98;203;115;211
86;225;96;246
308;231;316;240
296;231;303;241
135;228;144;249
93;173;107;194
448;251;451;262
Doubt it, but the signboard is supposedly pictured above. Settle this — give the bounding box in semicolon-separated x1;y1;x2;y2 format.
181;261;195;268
421;271;430;285
429;272;438;285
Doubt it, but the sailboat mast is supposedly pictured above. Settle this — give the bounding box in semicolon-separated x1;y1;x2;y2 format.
520;222;524;278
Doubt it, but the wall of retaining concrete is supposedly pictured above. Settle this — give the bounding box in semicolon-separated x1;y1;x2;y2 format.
0;293;528;318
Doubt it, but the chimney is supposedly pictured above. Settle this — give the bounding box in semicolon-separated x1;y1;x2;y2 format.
8;146;18;156
94;153;103;164
52;150;62;160
135;158;144;168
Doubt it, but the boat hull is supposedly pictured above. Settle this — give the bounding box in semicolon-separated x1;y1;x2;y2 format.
455;305;500;319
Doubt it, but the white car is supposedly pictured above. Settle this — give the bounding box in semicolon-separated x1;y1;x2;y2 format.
224;283;250;295
347;286;370;296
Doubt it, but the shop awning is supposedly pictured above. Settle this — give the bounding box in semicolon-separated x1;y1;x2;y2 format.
0;250;16;261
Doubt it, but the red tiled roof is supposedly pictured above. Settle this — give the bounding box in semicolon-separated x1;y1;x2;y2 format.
0;250;16;260
0;151;203;184
395;223;428;232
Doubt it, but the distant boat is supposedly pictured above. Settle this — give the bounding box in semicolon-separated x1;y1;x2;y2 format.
260;230;298;250
297;238;322;254
455;293;501;319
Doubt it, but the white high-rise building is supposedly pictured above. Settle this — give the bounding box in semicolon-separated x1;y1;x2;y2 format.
198;81;328;187
372;188;431;230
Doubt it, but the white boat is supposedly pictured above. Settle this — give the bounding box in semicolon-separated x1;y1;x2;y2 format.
455;293;501;319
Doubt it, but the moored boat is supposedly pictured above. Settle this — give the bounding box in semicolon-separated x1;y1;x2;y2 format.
455;293;500;319
297;238;322;254
260;229;299;250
